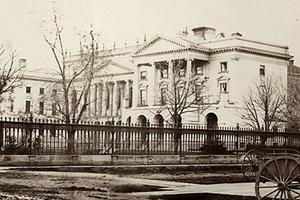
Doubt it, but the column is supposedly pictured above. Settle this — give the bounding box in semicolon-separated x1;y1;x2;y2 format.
113;81;118;116
109;82;114;116
94;83;98;116
148;62;155;106
186;58;193;78
132;65;139;107
98;83;103;116
102;83;107;116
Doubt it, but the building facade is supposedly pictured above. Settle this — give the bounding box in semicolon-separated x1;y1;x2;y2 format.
0;27;292;128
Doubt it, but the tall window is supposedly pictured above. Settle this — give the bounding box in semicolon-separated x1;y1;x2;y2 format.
140;89;146;106
178;67;186;77
195;85;202;102
260;65;265;76
160;87;167;105
220;62;228;72
140;71;147;80
39;88;44;95
220;82;228;93
195;66;203;75
128;85;133;108
39;101;44;115
117;86;121;109
25;101;31;113
106;87;110;110
52;89;57;96
26;86;31;94
193;60;203;75
10;100;14;112
161;67;168;79
52;103;56;115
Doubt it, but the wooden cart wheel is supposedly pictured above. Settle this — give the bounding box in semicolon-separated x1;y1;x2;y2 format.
242;149;262;181
255;156;300;200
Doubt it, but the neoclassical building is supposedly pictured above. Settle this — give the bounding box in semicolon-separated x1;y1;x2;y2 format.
1;27;293;128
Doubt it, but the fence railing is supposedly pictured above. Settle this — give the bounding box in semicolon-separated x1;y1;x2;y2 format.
0;117;299;155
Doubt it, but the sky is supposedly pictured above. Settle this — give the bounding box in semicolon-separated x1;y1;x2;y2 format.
0;0;300;70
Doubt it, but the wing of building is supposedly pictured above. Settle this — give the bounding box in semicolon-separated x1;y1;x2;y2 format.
1;26;293;128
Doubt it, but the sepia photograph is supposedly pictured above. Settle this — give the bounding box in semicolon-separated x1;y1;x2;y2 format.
0;0;299;199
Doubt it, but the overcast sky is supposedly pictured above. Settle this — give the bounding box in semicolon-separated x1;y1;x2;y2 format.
0;0;300;69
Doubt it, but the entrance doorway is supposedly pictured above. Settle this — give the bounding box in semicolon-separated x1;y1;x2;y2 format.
137;115;147;127
206;113;218;129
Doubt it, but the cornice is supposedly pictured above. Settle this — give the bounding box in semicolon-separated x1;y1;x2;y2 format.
133;47;209;58
133;45;292;60
211;46;292;60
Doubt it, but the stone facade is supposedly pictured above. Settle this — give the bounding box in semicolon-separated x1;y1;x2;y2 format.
0;27;292;128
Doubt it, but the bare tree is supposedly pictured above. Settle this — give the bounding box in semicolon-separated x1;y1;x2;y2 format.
43;12;106;152
0;45;24;98
157;59;209;127
156;59;209;153
241;77;284;132
280;78;300;132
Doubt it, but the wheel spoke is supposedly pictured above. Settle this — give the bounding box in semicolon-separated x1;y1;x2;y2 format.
287;190;295;200
280;190;284;199
274;158;282;181
261;188;279;199
284;189;287;200
273;189;281;200
259;185;279;189
290;188;300;196
266;165;280;183
260;175;278;184
287;175;300;185
285;163;298;183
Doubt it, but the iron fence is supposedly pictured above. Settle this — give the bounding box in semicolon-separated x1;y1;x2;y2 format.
0;117;299;155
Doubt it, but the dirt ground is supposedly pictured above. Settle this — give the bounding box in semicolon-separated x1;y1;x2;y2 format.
0;168;253;200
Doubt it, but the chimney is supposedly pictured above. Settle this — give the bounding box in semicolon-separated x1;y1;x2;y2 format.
192;26;216;40
231;32;242;37
19;59;26;68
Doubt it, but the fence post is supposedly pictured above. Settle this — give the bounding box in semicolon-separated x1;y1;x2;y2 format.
236;124;240;156
147;120;150;155
111;118;115;154
0;120;3;150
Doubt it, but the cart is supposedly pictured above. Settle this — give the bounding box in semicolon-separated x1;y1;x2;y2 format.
242;147;300;199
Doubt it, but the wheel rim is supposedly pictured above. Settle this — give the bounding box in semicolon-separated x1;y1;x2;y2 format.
242;149;261;181
255;156;300;200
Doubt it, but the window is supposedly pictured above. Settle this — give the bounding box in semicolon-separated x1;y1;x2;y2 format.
39;101;44;115
52;89;57;96
161;67;168;79
106;87;110;110
25;101;31;113
52;103;56;115
195;85;202;102
10;100;14;112
128;85;133;108
220;83;228;93
195;66;203;75
160;87;167;105
140;89;147;106
140;71;147;80
179;67;186;77
26;86;31;94
220;62;228;72
260;65;265;76
39;88;44;95
193;60;204;75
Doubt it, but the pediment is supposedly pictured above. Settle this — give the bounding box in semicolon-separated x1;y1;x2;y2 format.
134;36;187;56
95;61;132;76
